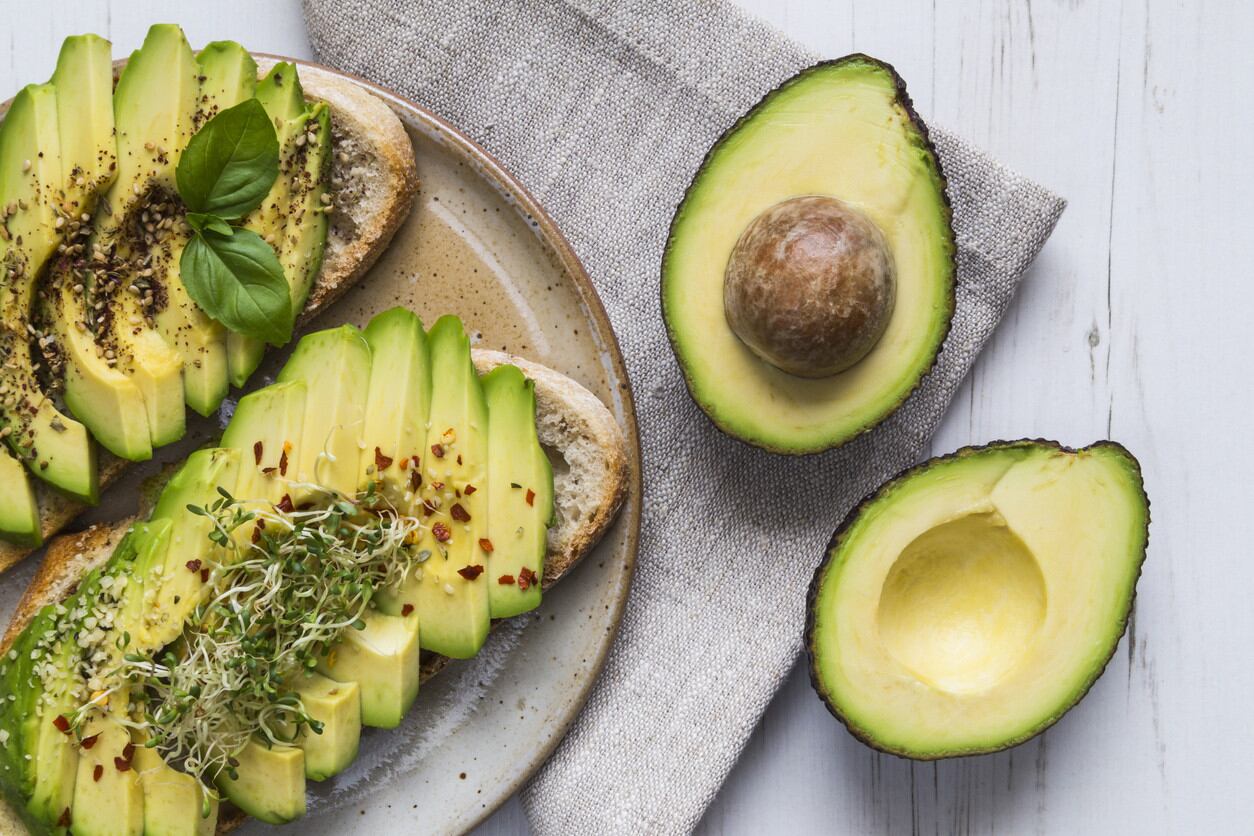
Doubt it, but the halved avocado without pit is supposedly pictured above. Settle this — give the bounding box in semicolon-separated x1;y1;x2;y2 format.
806;440;1149;759
662;55;955;453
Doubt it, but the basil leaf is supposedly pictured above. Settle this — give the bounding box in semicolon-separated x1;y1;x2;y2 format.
185;212;235;237
180;228;293;346
176;99;279;220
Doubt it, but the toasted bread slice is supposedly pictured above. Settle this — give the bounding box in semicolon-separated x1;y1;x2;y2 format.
0;58;420;574
0;348;628;834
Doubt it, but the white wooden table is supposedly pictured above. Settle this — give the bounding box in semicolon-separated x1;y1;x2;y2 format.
5;1;1246;833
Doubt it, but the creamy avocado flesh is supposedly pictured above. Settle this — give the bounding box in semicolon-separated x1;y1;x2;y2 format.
662;56;954;452
807;441;1148;758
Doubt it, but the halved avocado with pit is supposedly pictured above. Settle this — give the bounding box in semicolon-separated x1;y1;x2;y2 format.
806;440;1149;758
662;55;955;453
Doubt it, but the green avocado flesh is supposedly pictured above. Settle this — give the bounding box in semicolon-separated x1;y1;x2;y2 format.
0;24;335;543
662;55;955;453
0;309;553;830
807;440;1149;759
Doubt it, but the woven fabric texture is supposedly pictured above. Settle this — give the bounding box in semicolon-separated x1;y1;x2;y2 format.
302;1;1066;831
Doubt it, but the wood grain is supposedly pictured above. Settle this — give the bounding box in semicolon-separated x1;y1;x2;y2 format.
0;0;1246;834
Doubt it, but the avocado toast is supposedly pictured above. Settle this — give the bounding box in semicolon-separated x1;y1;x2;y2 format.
0;311;629;834
0;26;419;566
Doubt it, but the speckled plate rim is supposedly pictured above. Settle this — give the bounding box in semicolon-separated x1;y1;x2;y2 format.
258;54;644;831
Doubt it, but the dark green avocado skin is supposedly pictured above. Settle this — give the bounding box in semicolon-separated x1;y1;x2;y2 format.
804;439;1151;760
0;607;58;835
660;54;957;455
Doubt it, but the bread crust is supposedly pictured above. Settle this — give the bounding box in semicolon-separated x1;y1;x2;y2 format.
0;59;420;575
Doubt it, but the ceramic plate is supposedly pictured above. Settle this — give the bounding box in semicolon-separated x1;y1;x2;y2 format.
0;58;640;835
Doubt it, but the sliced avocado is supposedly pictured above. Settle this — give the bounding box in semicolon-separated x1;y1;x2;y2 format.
376;316;489;659
277;102;331;314
806;440;1149;759
0;82;97;502
220;381;306;504
86;23;199;449
227;62;305;387
662;56;955;453
51;34;117;218
145;447;240;644
288;672;361;780
482;364;553;618
133;742;217;836
25;633;80;832
274;325;370;500
151;41;258;417
113;519;174;654
71;698;144;835
0;447;39;545
317;609;419;729
42;263;152;461
216;738;305;825
3;607;59;800
358;307;431;505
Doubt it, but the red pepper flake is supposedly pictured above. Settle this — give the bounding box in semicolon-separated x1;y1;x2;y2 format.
401;603;414;617
411;455;421;470
277;494;294;514
431;443;445;458
251;525;262;544
410;469;422;491
114;756;131;772
92;764;103;782
80;733;100;750
478;538;494;553
375;447;393;472
518;567;538;591
57;809;71;828
422;499;436;517
185;559;201;573
399;456;409;470
464;484;477;495
431;481;445;491
253;441;263;465
450;503;471;522
262;466;276;475
432;522;451;542
200;569;210;583
457;454;462;465
53;715;70;734
279;448;289;477
123;743;135;761
498;574;515;585
526;489;536;507
457;564;484;581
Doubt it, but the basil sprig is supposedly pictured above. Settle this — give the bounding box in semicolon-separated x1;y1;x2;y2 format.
176;99;293;346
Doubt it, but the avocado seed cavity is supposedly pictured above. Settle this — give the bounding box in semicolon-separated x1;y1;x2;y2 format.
723;195;896;378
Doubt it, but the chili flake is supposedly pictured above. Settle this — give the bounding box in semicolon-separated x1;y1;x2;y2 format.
57;809;71;828
200;569;210;583
401;604;414;617
526;489;536;507
92;764;103;782
410;469;422;491
518;567;538;591
432;522;451;542
80;733;100;750
114;756;131;772
450;503;471;522
262;466;276;475
277;494;294;514
279;448;289;476
478;538;494;553
253;441;263;465
457;454;462;465
251;525;262;544
186;559;202;573
457;564;484;581
498;574;515;585
464;484;477;495
52;715;69;734
431;443;445;458
375;447;393;472
123;743;135;760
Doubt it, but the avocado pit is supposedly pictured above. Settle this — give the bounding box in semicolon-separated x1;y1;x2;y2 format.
723;195;896;378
